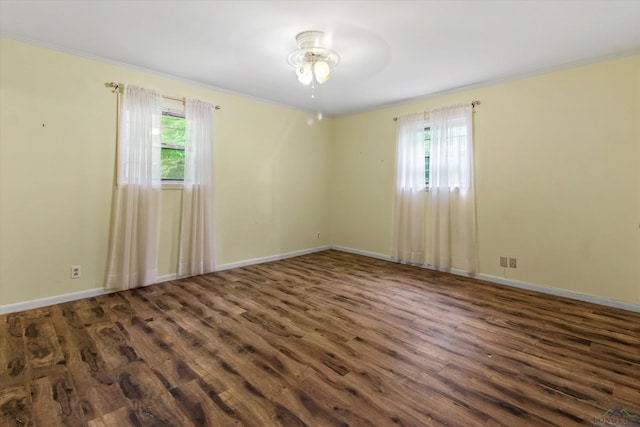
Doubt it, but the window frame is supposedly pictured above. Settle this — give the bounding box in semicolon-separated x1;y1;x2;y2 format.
425;118;470;191
160;107;186;188
424;123;431;189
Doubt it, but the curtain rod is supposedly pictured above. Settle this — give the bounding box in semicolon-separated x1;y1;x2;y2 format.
107;82;221;110
392;101;479;121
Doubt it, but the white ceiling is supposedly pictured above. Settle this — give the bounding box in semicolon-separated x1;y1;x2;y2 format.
1;1;640;117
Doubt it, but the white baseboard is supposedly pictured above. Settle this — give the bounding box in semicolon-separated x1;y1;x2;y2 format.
0;246;332;314
216;245;332;271
331;245;393;262
331;245;640;313
0;274;183;315
157;273;179;283
3;244;637;314
156;245;330;283
0;287;108;315
471;273;640;313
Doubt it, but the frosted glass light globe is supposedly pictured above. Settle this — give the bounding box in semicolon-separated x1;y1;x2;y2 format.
314;61;331;83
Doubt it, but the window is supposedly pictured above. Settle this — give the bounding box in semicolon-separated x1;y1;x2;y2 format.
424;125;431;186
427;116;471;189
161;111;186;181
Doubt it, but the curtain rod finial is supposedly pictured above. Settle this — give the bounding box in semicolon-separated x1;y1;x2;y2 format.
106;82;120;93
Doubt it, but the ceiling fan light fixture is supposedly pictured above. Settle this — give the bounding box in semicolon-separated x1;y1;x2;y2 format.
313;61;331;83
288;31;339;86
296;63;313;85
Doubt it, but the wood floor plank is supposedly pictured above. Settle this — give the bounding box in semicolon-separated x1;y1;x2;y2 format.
116;315;198;390
1;249;639;426
0;314;27;391
23;317;64;369
29;365;87;426
170;378;243;427
115;359;196;426
50;306;128;421
0;385;32;427
86;407;130;427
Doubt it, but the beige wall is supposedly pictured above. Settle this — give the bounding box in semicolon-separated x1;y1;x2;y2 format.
332;55;640;305
1;37;638;308
0;38;331;306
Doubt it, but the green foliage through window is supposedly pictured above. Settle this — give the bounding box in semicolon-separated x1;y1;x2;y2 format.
161;113;185;180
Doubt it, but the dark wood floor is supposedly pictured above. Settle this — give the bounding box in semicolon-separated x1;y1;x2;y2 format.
1;250;638;426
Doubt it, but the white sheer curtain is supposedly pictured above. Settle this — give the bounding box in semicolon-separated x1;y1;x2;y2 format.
425;103;477;273
106;85;162;290
178;99;216;277
391;112;426;264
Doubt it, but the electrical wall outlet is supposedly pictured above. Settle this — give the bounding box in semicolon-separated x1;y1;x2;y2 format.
316;232;320;240
509;258;517;269
500;257;508;268
71;265;81;279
